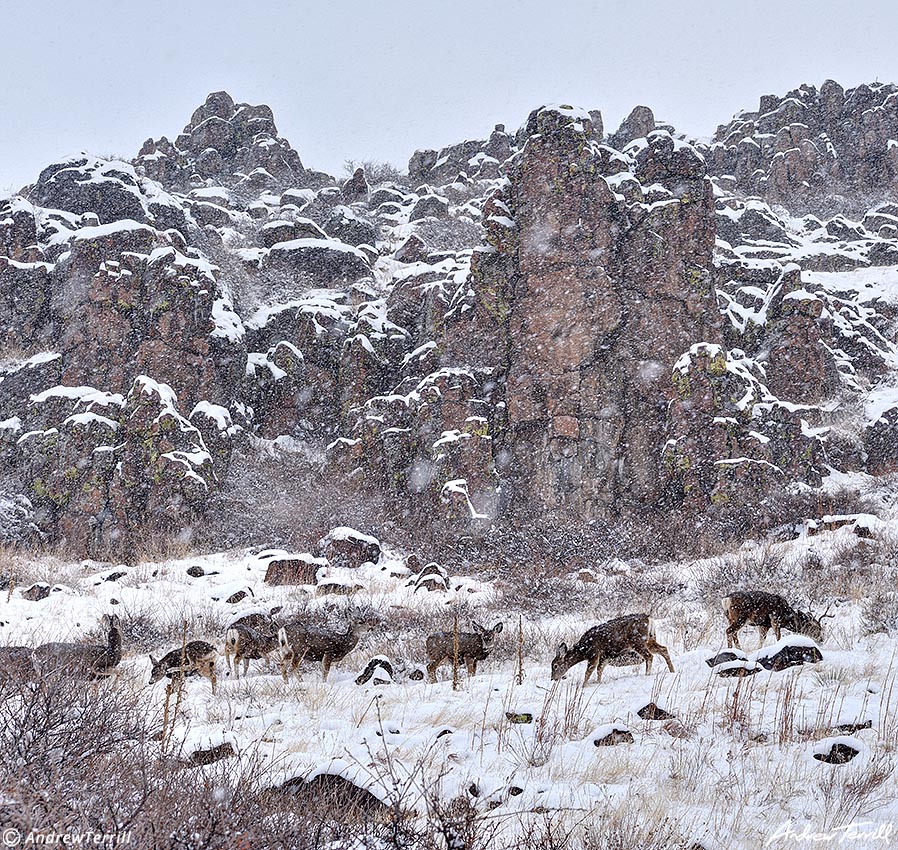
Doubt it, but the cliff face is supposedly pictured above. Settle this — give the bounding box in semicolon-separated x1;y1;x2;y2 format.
0;85;896;556
455;108;724;518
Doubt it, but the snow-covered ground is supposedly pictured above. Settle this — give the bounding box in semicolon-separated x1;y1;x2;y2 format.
2;519;898;848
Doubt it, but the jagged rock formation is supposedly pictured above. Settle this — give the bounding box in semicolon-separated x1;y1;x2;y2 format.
136;91;306;193
0;82;896;555
706;81;898;215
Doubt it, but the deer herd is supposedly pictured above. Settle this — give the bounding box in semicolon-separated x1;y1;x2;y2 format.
0;589;836;692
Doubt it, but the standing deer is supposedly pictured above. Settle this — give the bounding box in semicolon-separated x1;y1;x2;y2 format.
425;621;504;683
722;591;833;649
32;614;122;680
150;641;218;693
279;613;375;682
224;612;280;679
551;614;674;686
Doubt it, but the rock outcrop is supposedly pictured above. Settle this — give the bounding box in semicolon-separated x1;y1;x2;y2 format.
706;81;898;214
0;82;896;556
135;91;306;193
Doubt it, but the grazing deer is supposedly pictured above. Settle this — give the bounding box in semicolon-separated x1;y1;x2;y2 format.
32;614;122;680
0;646;36;683
149;640;218;693
551;614;674;686
279;613;375;682
425;621;504;683
722;591;833;649
224;612;280;679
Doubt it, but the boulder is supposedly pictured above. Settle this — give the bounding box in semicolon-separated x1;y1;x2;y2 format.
409;194;450;222
342;167;369;203
705;650;747;667
316;527;381;568
592;724;634;746
264;553;326;586
813;737;862;765
756;638;823;671
393;233;429;263
637;702;675;721
324;206;378;247
264;238;371;286
280;771;388;817
610;105;656;149
185;741;236;767
355;656;394;685
21;583;51;601
714;660;762;678
33;157;148;224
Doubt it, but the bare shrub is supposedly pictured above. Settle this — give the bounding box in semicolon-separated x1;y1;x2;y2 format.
861;590;898;636
694;546;795;612
343;158;408;187
583;798;693;849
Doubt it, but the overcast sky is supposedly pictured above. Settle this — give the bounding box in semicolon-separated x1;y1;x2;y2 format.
2;0;896;191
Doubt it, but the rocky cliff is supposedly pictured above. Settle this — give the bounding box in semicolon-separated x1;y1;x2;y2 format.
0;85;895;558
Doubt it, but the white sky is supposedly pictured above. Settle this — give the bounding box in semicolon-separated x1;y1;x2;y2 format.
2;0;896;192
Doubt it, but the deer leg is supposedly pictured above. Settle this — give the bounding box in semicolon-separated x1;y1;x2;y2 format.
638;648;653;676
595;659;607;684
322;655;332;682
582;659;596;686
726;625;742;650
210;664;217;695
465;657;476;676
426;660;440;683
757;626;770;649
652;644;675;673
241;657;249;678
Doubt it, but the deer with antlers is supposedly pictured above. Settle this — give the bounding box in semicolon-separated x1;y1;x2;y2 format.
722;591;834;649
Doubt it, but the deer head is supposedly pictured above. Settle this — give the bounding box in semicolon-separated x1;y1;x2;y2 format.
551;642;572;681
473;621;503;650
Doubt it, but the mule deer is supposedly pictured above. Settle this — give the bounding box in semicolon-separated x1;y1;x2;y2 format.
722;591;833;649
551;614;674;686
150;640;218;692
224;612;280;679
425;621;504;683
32;614;122;680
279;613;375;682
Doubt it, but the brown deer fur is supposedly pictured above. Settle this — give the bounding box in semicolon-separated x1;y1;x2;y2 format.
551;614;674;686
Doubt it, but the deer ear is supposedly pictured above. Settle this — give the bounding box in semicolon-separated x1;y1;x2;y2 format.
149;656;158;667
555;642;568;657
472;621;485;633
493;622;504;634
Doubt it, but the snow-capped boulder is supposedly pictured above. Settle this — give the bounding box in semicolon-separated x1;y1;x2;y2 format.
264;237;371;286
323;205;377;247
409;194;450;222
812;736;864;765
264;553;327;586
316;526;381;569
755;636;823;671
33;156;150;224
592;724;634;747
